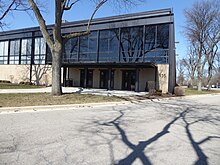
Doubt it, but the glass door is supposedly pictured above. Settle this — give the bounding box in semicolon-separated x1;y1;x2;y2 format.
122;70;136;90
80;69;93;88
100;70;114;89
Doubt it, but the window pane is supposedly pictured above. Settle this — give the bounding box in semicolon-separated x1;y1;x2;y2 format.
64;37;78;63
80;36;88;53
9;40;20;64
0;41;8;64
99;29;119;62
157;24;169;49
79;31;97;62
21;38;32;64
143;49;168;64
120;26;143;62
145;25;156;51
34;37;46;64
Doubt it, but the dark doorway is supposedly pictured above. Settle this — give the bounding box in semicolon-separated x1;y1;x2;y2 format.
100;70;114;89
80;69;93;88
122;70;136;90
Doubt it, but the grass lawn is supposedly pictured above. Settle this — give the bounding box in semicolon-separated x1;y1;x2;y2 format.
185;88;220;95
0;93;125;107
0;83;44;89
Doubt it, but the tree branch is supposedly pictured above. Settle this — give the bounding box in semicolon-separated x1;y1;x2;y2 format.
0;0;16;20
28;0;53;49
64;0;80;10
63;0;107;42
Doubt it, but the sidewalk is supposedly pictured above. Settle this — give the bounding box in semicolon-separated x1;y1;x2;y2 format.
0;87;148;97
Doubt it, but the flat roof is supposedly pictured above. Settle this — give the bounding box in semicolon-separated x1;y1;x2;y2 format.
0;8;173;36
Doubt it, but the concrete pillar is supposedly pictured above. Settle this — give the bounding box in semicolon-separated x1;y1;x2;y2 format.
108;68;112;90
135;68;139;92
63;67;67;87
84;67;88;88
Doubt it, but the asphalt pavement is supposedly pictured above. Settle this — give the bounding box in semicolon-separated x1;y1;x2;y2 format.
0;95;220;165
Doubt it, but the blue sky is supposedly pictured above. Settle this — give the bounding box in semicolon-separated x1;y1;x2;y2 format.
5;0;198;59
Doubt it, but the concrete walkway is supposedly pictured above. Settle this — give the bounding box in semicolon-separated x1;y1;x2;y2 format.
0;87;148;97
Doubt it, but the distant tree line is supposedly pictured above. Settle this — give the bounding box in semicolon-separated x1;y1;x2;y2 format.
177;0;220;91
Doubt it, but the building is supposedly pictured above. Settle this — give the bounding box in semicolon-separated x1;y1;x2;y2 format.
0;8;176;93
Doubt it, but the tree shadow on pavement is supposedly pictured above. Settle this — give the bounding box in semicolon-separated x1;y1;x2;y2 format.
153;99;220;165
80;99;220;165
95;106;188;165
181;108;220;165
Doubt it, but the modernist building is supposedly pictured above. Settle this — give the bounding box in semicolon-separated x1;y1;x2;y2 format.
0;8;176;93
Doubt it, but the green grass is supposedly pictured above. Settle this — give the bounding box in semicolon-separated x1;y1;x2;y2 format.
185;88;220;96
0;83;44;89
0;93;125;107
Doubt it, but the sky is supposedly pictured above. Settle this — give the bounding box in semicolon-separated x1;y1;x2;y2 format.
3;0;198;59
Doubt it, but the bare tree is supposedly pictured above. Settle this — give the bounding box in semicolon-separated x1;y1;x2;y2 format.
176;59;186;86
182;44;197;88
184;0;220;91
26;0;144;95
201;0;220;89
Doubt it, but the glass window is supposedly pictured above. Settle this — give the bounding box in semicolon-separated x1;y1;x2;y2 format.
79;31;97;62
145;25;156;51
120;26;143;62
9;40;20;64
143;24;169;64
21;38;32;64
64;37;78;63
156;24;169;49
46;46;52;64
99;29;119;62
143;50;168;64
0;41;8;64
34;37;46;64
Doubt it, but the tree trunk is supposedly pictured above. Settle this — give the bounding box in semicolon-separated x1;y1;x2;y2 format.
188;76;194;89
197;78;202;91
51;46;62;96
207;74;212;90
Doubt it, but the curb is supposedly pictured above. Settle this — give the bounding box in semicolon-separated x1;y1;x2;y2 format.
0;101;130;114
1;93;220;114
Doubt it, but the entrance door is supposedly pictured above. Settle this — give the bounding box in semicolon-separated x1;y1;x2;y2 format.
80;69;93;88
100;70;114;89
122;70;136;90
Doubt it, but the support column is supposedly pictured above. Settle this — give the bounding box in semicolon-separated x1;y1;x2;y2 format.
168;23;176;93
155;66;158;90
135;68;139;92
108;68;112;90
84;67;88;88
63;67;67;87
30;32;35;83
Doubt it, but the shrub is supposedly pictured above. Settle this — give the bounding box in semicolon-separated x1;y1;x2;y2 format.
24;82;34;85
19;81;34;85
0;80;11;83
155;89;162;96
